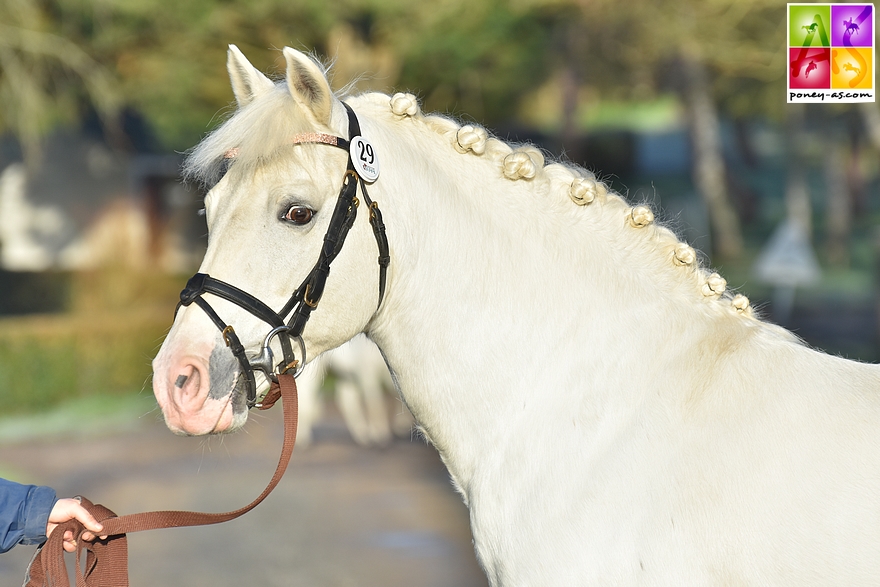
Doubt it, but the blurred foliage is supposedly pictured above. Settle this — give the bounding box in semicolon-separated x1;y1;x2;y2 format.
0;0;801;151
0;0;120;161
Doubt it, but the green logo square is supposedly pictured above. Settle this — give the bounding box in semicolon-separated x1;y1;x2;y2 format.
789;4;832;47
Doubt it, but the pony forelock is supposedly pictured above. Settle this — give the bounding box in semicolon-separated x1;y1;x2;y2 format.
183;83;330;188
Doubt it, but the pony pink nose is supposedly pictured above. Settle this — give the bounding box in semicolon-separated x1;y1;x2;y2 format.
160;359;229;435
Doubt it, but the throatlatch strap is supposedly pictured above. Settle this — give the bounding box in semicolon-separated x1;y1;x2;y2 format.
24;374;299;587
342;102;389;309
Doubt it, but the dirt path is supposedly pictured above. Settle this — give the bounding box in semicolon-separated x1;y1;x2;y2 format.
0;405;487;587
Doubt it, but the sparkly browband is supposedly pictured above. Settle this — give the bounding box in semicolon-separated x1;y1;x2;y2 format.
223;133;346;160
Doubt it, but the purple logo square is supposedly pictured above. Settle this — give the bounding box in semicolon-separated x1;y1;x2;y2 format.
831;4;873;47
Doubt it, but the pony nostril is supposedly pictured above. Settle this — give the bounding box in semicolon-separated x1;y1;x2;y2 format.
171;364;202;406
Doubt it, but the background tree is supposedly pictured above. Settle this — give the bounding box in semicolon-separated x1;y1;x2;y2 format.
563;0;788;260
0;0;874;267
0;0;120;164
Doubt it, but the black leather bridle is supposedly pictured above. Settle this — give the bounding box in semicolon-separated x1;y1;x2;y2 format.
175;103;389;408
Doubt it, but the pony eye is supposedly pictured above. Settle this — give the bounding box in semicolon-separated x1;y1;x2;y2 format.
283;205;314;225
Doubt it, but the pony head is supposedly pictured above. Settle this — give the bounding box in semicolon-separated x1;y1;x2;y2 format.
152;46;386;435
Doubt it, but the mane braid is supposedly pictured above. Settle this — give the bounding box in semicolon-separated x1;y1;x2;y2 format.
380;92;753;320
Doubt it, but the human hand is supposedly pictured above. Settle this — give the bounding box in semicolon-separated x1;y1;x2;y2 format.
46;498;107;553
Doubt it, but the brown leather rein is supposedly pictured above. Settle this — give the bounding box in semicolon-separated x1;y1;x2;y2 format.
24;373;298;587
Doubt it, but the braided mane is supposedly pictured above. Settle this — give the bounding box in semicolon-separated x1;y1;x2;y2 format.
378;91;753;319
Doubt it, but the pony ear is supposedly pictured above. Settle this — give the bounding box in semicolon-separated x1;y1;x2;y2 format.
283;47;334;127
227;44;275;108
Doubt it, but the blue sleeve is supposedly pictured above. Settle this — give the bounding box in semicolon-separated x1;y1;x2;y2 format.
0;478;57;553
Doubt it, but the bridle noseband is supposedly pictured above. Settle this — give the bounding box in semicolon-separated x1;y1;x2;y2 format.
176;103;389;408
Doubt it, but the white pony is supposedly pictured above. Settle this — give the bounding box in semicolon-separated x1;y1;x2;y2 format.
153;45;880;585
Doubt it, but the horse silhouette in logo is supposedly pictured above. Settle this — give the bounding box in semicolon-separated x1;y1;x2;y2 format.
843;62;862;77
802;23;819;34
844;17;860;36
805;60;818;78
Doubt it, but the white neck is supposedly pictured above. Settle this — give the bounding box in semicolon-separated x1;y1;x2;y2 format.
360;107;735;499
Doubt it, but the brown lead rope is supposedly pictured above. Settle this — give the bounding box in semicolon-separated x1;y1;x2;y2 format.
24;373;298;587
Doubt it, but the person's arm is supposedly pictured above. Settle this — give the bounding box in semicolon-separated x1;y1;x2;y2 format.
0;478;56;553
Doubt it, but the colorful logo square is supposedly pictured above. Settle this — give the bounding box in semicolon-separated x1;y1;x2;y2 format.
831;4;873;47
832;47;873;89
789;5;832;47
788;4;875;102
790;48;831;88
